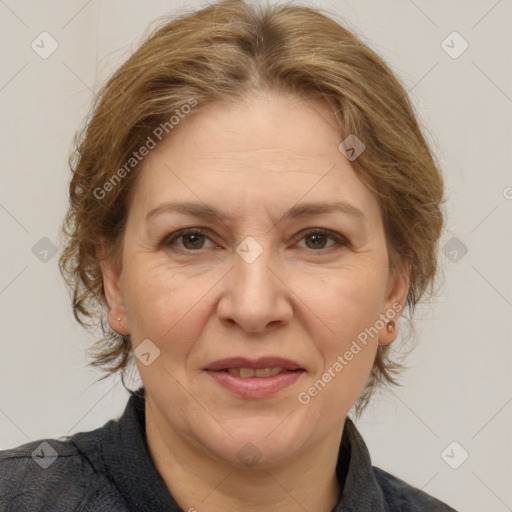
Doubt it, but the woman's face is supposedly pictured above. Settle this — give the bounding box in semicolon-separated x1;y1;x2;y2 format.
101;91;407;468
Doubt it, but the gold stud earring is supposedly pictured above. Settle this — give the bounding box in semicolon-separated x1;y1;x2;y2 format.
386;320;395;333
117;317;122;322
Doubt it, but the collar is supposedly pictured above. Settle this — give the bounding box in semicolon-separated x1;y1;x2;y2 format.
99;388;386;511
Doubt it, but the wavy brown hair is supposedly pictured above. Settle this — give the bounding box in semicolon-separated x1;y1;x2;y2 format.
58;0;444;415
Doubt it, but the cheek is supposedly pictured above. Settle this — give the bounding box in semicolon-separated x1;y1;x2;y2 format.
122;257;220;359
292;270;384;416
295;264;386;377
298;264;388;340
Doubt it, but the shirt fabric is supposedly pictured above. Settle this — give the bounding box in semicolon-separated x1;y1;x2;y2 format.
0;388;458;511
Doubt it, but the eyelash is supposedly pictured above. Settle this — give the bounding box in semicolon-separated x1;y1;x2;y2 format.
161;227;349;253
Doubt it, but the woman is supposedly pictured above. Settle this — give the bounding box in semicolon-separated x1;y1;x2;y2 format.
0;0;458;510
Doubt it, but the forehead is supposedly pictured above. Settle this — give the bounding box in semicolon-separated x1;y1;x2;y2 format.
145;91;341;171
130;92;381;223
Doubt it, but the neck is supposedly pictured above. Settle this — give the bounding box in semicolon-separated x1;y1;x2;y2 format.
145;401;345;512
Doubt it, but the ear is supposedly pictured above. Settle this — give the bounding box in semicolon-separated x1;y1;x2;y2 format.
378;260;410;346
96;241;130;336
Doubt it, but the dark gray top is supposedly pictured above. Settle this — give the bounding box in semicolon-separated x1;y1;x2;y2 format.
0;388;458;511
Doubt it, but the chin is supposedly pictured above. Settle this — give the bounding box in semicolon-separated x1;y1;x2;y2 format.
192;415;313;469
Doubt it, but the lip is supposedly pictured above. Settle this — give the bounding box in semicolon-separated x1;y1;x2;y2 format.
204;357;305;399
203;357;303;371
206;369;305;398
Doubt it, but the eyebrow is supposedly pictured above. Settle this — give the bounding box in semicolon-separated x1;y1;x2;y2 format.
146;201;365;223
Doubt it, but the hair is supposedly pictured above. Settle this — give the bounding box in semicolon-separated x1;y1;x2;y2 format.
58;0;444;416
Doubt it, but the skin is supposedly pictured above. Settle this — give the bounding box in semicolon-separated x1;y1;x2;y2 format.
100;90;409;512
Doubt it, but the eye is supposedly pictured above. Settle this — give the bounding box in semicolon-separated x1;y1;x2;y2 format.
163;228;216;251
296;228;348;251
162;227;348;253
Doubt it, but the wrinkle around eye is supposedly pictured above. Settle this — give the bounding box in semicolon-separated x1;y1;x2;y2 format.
158;226;352;255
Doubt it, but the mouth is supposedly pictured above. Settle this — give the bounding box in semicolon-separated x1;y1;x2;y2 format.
203;357;306;398
221;367;296;378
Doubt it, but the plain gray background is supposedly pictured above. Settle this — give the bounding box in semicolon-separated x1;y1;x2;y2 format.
0;1;511;511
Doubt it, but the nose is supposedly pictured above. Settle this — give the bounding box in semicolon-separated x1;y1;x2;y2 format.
216;246;293;333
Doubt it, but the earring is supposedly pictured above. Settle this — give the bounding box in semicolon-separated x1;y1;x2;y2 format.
117;317;122;322
386;320;395;332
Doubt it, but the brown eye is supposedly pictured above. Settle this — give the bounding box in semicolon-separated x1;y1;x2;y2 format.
304;232;330;249
181;232;206;250
297;229;347;251
163;228;215;252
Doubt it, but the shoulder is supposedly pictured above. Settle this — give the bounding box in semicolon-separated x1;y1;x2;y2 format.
373;466;458;511
0;431;127;511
